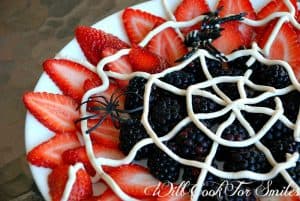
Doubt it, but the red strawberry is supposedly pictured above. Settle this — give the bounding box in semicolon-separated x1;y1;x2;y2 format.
83;78;102;92
88;118;120;149
101;47;132;87
109;164;161;198
122;8;166;44
23;92;79;133
128;46;169;73
257;0;298;20
83;82;125;111
147;28;188;65
156;194;191;201
27;132;80;168
84;189;122;201
48;165;92;201
217;0;256;46
63;144;124;176
84;189;158;201
174;0;210;35
256;0;298;36
212;22;245;54
75;26;129;65
258;22;300;79
43;59;101;102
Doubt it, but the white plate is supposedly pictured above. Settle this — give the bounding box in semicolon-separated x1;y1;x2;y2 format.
24;0;273;200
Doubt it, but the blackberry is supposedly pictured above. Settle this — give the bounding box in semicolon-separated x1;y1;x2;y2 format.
119;119;152;160
161;70;197;89
183;58;221;82
267;135;300;162
223;146;271;173
222;121;249;141
216;122;249;161
125;77;157;118
192;96;221;114
287;160;300;186
250;64;291;89
209;64;247;100
262;121;292;142
282;91;300;122
150;97;185;136
147;142;180;182
228;55;251;72
175;124;212;160
244;112;269;132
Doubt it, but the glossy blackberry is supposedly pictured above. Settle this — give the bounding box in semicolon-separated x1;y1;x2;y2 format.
262;121;292;142
282;91;300;122
244;112;269;132
223;147;271;173
192;96;221;114
267;135;300;162
250;64;291;89
147;142;180;182
288;160;300;186
150;97;185;136
228;55;251;72
125;77;157;117
222;121;249;141
175;124;212;160
209;64;246;100
161;70;197;89
119;119;151;160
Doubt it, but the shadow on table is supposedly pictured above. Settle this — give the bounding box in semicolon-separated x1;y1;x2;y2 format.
0;155;43;201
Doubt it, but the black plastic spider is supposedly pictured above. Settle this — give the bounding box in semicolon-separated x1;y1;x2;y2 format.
76;89;144;134
178;7;247;62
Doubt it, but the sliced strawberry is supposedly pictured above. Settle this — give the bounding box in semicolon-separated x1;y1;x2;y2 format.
174;0;210;35
84;189;122;201
217;0;256;46
75;26;129;65
84;189;157;201
128;46;169;73
23;92;79;133
43;59;101;102
122;8;166;44
27;132;80;168
63;143;124;176
109;164;161;198
257;0;298;20
48;164;92;201
256;0;298;36
83;79;102;92
88;118;120;149
101;47;132;87
156;194;191;201
83;82;125;111
212;22;245;54
147;28;188;65
258;22;300;79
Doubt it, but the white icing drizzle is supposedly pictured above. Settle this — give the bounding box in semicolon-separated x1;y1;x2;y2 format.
61;163;84;201
58;0;300;200
162;0;185;40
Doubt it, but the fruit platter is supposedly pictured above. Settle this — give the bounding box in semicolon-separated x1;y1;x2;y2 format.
24;0;300;200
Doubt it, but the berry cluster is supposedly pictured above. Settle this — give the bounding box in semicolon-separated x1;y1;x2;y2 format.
119;54;300;200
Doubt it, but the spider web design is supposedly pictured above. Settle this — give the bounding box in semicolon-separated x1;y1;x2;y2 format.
76;1;300;200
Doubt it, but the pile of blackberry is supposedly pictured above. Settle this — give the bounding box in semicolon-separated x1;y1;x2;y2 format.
118;55;300;200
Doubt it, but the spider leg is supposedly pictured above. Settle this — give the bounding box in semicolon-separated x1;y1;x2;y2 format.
74;113;100;124
86;114;108;134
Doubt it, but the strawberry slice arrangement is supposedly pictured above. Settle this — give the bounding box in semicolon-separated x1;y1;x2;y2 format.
23;0;300;201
